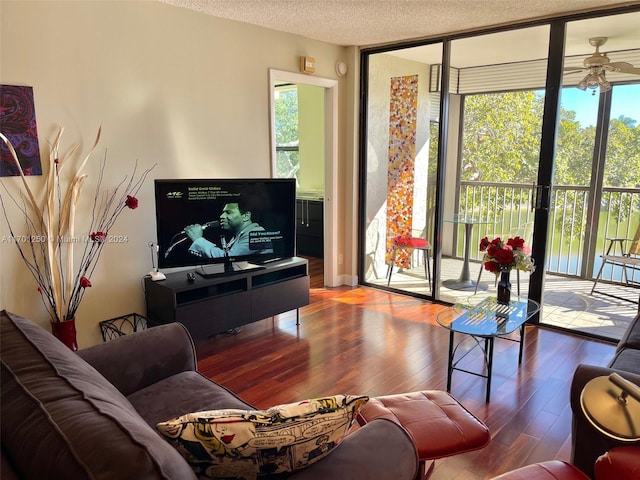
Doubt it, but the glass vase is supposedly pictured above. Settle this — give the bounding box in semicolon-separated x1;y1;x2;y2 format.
497;270;512;304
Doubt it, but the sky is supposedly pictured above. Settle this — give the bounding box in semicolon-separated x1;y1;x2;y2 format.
561;84;640;127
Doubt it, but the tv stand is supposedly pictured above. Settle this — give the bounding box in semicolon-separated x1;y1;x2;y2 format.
144;257;309;339
252;257;282;265
195;260;264;278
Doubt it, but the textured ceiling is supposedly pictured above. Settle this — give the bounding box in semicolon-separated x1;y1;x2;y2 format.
156;0;639;47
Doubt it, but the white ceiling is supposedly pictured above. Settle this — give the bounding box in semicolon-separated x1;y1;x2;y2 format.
157;0;640;49
156;1;640;77
392;12;640;68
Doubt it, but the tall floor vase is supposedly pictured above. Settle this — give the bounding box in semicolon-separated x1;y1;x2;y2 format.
51;318;78;351
496;271;512;304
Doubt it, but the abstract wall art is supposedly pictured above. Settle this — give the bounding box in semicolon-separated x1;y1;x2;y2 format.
386;75;418;269
0;84;42;176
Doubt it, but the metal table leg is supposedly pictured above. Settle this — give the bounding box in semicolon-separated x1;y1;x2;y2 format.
518;324;526;364
486;337;494;403
446;330;454;392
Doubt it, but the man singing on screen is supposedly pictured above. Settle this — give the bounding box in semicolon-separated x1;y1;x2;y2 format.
184;201;273;258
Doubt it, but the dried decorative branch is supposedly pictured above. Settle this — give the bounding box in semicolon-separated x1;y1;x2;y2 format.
0;127;155;322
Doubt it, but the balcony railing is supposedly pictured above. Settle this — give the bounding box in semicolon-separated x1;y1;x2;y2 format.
457;181;640;283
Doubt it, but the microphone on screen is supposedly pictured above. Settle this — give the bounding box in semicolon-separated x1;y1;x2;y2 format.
180;220;220;233
202;220;220;230
165;221;221;259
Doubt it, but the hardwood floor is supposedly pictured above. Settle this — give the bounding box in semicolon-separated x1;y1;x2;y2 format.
194;257;616;479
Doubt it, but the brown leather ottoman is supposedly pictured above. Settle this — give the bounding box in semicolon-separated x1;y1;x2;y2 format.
491;461;589;479
357;390;490;479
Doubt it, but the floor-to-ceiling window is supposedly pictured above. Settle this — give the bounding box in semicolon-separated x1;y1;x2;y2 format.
359;9;640;341
598;84;640;284
539;15;640;338
441;26;548;303
360;26;551;303
360;43;442;295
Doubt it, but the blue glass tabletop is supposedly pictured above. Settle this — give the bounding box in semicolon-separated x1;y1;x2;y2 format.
436;296;540;336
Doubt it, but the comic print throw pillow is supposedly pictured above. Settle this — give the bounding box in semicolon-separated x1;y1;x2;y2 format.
156;394;369;480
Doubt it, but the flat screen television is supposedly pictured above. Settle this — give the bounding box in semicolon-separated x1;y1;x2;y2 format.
154;178;296;276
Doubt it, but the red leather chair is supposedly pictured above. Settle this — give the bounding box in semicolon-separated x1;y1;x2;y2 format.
594;446;640;479
490;461;588;480
490;446;640;479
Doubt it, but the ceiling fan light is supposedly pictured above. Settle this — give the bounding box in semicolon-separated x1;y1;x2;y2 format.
586;76;600;89
577;74;589;91
600;81;612;93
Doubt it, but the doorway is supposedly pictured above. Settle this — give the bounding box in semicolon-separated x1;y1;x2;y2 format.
269;69;339;287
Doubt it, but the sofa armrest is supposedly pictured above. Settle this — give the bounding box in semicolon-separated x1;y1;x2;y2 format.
616;312;640;351
288;419;419;480
78;322;197;396
569;364;640;477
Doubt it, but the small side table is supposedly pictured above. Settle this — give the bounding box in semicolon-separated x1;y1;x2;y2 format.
436;297;540;402
443;214;498;291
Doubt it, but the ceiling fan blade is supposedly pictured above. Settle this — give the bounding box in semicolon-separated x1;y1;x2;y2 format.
604;62;640;75
563;67;584;74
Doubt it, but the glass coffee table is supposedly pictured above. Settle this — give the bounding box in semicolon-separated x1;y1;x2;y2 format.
436;296;540;402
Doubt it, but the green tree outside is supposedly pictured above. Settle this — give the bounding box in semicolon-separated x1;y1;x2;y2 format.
457;89;640;246
461;90;640;189
274;88;300;179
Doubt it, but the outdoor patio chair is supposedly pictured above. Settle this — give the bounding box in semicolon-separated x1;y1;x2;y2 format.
590;223;640;303
387;235;432;287
474;222;533;295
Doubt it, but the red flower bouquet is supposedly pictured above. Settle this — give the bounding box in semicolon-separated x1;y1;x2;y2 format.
479;236;535;274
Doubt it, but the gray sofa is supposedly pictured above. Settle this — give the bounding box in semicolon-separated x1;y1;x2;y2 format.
1;309;419;479
569;310;640;478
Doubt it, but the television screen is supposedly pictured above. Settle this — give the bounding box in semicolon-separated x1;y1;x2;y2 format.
155;178;296;273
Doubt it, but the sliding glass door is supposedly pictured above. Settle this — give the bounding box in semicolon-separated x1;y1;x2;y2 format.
440;26;549;304
360;26;550;304
539;13;640;337
359;8;640;340
360;43;442;298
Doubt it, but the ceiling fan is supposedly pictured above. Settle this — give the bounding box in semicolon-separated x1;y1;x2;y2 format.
565;37;640;94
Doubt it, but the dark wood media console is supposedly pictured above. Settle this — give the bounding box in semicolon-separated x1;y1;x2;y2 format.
144;257;309;339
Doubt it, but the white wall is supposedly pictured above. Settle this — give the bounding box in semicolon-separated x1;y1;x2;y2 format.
0;0;350;346
297;85;325;194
